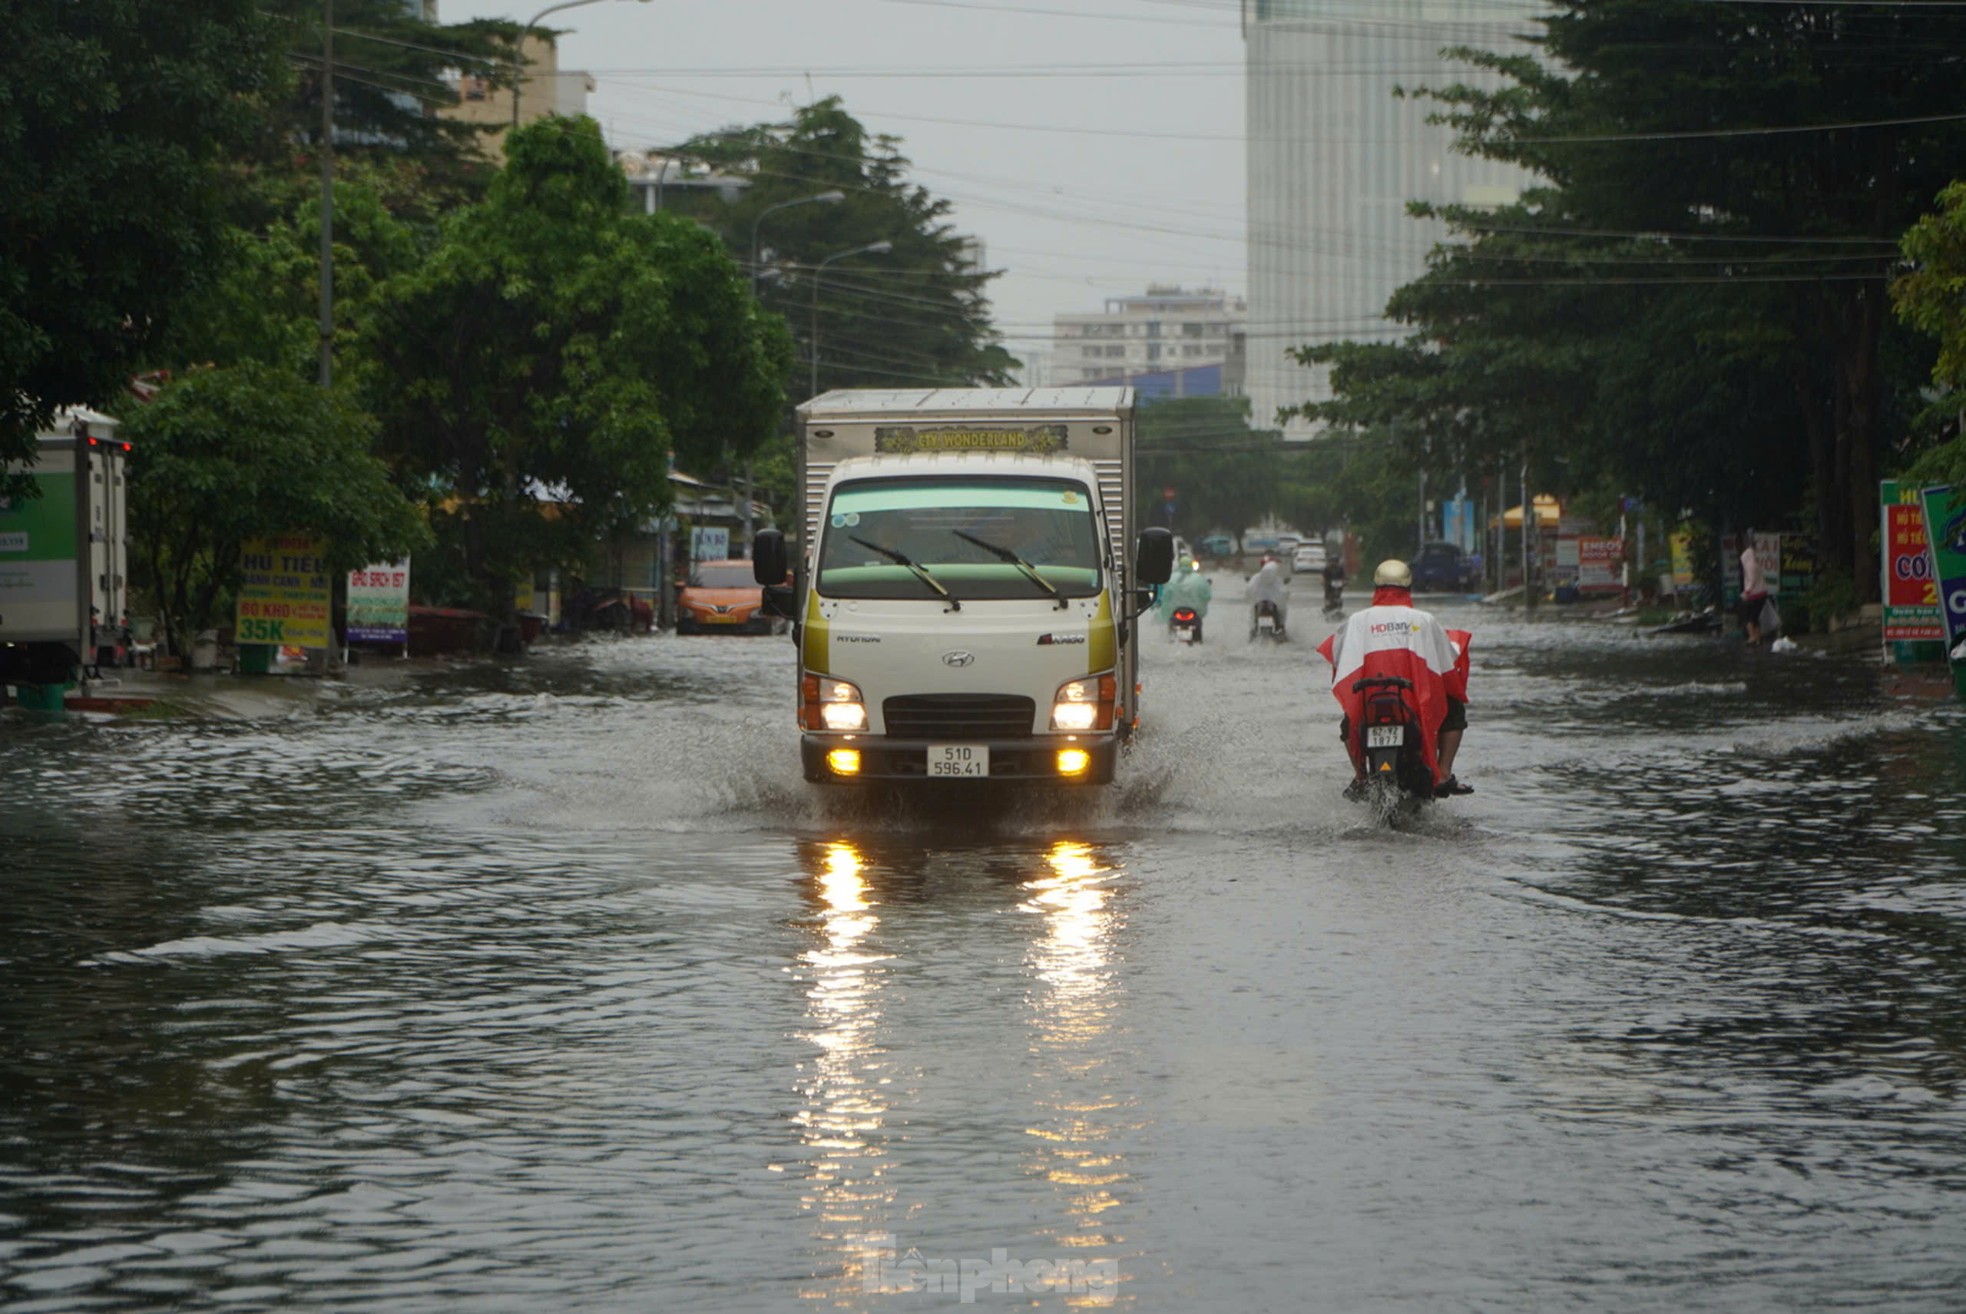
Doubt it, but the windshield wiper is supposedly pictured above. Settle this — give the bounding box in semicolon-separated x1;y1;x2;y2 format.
952;529;1068;608
849;535;960;610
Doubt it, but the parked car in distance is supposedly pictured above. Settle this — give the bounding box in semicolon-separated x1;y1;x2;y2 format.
676;559;785;635
1410;541;1478;592
1197;532;1238;559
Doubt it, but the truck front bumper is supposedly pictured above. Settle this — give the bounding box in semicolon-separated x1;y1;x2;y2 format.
801;735;1118;785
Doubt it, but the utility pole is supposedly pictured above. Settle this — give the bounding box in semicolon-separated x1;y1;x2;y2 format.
318;0;335;389
744;189;845;559
1520;451;1535;612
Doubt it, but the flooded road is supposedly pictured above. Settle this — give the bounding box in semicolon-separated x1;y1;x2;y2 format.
5;583;1966;1311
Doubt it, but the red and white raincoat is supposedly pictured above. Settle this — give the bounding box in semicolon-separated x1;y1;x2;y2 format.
1316;586;1470;783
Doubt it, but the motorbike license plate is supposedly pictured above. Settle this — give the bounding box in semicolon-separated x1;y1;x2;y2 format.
928;744;989;778
1365;725;1403;748
1175;629;1195;643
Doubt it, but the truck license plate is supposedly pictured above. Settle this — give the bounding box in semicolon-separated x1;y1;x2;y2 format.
1366;725;1403;748
928;745;989;778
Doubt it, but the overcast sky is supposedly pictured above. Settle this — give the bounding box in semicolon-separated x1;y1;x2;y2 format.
439;0;1251;367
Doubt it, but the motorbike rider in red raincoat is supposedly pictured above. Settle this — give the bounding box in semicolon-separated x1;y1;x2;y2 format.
1316;558;1473;797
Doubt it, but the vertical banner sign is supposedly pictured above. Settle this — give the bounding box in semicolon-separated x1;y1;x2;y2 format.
237;535;332;647
1919;485;1966;660
0;474;79;639
1881;481;1943;642
347;560;411;644
1576;537;1624;592
1669;531;1695;590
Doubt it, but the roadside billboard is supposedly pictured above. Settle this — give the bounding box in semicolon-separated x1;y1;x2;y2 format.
691;525;730;562
1669;532;1695;590
1881;481;1944;642
1919;485;1966;660
0;473;78;641
237;535;332;648
347;560;410;645
1577;536;1623;593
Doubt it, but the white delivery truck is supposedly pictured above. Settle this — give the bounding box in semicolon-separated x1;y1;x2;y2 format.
1;408;132;698
752;387;1173;785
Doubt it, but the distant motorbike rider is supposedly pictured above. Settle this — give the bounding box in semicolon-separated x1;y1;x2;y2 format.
1158;556;1213;632
1317;558;1473;797
1320;553;1347;613
1245;557;1289;636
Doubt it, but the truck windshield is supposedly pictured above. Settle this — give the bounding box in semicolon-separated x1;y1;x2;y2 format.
817;477;1103;601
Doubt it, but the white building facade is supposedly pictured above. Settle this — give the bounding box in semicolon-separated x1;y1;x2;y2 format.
1053;287;1247;384
1244;0;1542;436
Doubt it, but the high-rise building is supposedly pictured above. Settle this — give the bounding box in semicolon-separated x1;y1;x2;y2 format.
1053;286;1247;384
1243;0;1541;436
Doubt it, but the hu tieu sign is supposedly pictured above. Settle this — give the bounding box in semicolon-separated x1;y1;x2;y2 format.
237;536;332;648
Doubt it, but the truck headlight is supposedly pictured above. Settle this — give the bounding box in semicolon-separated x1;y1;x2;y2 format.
1050;673;1116;732
804;674;867;732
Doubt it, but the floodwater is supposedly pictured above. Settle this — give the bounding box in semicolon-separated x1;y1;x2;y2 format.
4;579;1965;1312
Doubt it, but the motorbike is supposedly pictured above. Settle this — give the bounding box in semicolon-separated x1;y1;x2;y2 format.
1250;599;1285;641
1169;606;1203;644
1321;576;1345;619
1343;674;1437;807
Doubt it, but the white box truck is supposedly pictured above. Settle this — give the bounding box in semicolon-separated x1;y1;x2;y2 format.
1;408;131;696
752;387;1173;785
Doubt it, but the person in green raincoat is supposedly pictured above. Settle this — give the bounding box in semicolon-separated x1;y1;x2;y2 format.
1157;556;1214;640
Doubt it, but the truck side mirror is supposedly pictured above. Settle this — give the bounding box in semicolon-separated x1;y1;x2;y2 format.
752;529;787;586
1135;527;1174;586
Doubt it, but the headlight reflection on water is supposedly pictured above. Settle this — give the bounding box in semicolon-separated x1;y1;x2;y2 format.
1024;840;1133;1264
794;840;895;1299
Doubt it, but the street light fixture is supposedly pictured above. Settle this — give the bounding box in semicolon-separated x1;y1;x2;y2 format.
749;190;846;296
512;0;650;133
810;240;893;399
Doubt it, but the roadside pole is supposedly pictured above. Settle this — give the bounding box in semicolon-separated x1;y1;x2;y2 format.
658;514;676;631
73;425;92;693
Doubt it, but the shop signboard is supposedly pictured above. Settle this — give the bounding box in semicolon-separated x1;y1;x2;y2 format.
1669;531;1695;590
1919;484;1966;660
1881;480;1943;642
237;535;332;648
347;559;411;645
0;472;79;641
692;526;730;563
1577;536;1623;592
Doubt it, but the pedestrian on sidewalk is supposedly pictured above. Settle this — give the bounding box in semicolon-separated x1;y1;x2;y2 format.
1738;532;1769;645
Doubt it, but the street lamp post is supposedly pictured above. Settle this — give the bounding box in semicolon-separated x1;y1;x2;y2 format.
810;241;893;400
739;189;843;554
748;190;846;295
511;0;649;133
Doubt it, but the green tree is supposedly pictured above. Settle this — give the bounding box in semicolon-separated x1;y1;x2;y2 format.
256;0;518;212
123;364;428;655
363;116;791;613
0;0;280;494
1136;397;1283;541
1894;179;1966;486
662;98;1018;396
157;182;422;382
1294;1;1966;600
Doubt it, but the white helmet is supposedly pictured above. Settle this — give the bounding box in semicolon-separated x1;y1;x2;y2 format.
1372;558;1412;588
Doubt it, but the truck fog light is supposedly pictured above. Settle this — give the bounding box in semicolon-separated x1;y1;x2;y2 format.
827;748;862;776
820;701;868;731
1056;748;1091;777
1050;701;1097;731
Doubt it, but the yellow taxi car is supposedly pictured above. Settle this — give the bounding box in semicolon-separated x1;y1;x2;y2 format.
676;559;785;635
